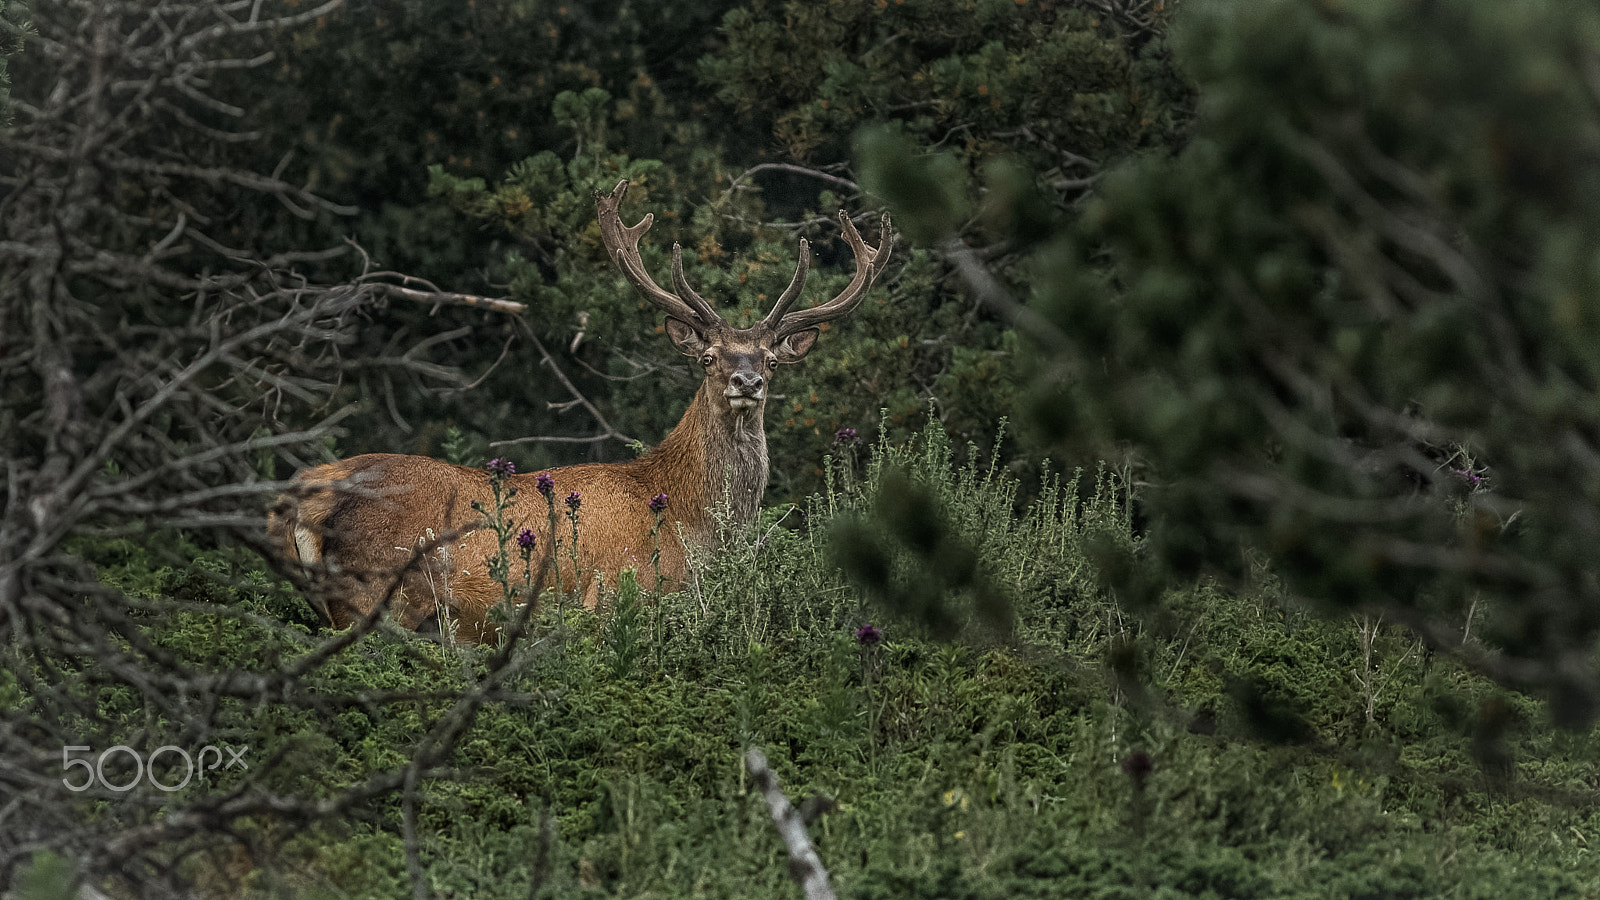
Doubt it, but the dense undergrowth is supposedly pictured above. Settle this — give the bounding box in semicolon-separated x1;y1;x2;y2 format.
17;421;1600;898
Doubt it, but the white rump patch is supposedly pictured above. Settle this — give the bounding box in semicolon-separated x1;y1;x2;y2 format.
293;526;320;565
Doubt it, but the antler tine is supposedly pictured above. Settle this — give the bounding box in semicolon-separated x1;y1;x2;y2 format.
670;243;720;325
773;210;894;336
595;179;723;328
759;237;811;330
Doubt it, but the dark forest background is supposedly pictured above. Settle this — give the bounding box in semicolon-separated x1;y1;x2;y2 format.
228;0;1192;500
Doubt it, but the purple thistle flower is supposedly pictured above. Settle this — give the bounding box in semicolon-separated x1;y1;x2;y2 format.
648;493;669;514
855;624;882;646
1452;467;1482;487
535;472;555;496
486;457;515;479
565;490;582;511
516;528;536;551
833;427;860;447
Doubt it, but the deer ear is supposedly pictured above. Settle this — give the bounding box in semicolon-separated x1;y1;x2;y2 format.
774;329;819;364
664;317;710;357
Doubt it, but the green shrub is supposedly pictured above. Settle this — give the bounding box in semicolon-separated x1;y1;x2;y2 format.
13;419;1600;898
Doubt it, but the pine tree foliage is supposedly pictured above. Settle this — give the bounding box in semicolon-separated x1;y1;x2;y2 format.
0;1;23;125
255;0;741;213
406;0;1196;498
1027;0;1600;720
701;0;1190;177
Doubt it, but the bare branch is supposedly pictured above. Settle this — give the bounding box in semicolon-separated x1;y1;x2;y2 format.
101;155;360;216
0;4;551;890
489;322;636;447
717;162;863;208
374;283;527;316
745;747;836;900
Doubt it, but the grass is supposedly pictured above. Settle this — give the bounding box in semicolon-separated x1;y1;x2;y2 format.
12;418;1600;899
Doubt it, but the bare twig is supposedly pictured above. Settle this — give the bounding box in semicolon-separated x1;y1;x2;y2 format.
717;162;863;210
489;323;636;448
745;747;836;900
447;329;519;394
525;797;556;900
0;2;552;892
375;283;527;317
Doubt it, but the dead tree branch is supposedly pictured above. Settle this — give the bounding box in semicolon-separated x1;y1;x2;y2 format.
374;282;527;317
717;162;864;209
489;323;637;448
745;747;837;900
0;2;548;895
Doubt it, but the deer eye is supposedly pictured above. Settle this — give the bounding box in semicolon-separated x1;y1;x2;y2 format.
766;357;778;371
700;353;714;367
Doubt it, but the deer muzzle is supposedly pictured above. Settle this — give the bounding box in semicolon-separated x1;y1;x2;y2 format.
725;371;765;409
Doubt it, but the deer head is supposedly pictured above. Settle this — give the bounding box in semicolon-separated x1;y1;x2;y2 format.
594;179;893;416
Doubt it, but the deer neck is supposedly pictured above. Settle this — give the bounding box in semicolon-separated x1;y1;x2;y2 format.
644;380;769;536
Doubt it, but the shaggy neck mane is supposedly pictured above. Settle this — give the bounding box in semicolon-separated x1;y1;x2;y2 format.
632;379;769;542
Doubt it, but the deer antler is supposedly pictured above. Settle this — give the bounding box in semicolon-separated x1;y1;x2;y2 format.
596;180;722;328
765;210;893;336
759;237;812;328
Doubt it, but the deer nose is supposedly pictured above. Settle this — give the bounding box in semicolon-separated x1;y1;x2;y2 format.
729;371;764;395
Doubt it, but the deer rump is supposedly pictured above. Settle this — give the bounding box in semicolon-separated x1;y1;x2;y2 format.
271;179;892;644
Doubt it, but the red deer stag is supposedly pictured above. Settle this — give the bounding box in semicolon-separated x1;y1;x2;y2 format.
270;180;893;642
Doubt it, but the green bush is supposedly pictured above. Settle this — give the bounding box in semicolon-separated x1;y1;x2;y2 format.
23;418;1599;898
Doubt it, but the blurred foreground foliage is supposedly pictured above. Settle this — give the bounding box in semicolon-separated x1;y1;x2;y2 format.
1031;0;1600;720
848;0;1600;722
